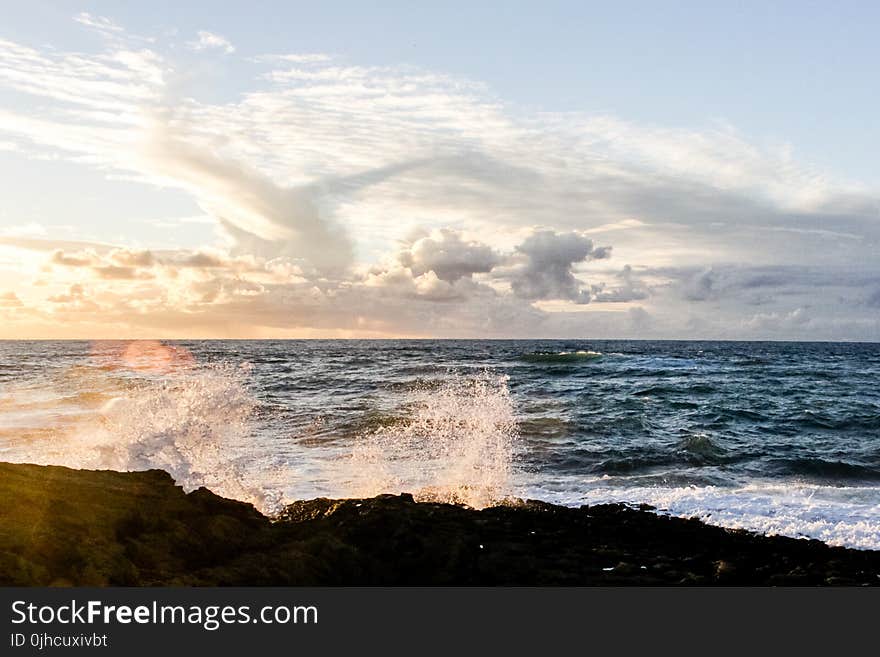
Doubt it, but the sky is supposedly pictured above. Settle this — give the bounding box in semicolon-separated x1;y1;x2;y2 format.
0;1;878;340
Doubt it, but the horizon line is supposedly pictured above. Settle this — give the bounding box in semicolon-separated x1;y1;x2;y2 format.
1;337;878;345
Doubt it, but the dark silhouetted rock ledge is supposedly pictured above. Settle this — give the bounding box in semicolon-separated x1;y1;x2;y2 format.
1;462;878;586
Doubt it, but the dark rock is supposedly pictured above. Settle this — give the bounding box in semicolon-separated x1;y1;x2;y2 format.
714;560;737;580
1;461;878;586
613;561;637;576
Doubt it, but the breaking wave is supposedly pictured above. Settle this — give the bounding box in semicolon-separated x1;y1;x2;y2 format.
342;371;518;508
0;361;283;513
91;363;272;506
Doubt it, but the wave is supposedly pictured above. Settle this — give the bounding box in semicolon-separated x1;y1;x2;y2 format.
764;457;880;482
592;455;674;474
632;383;717;397
519;350;603;363
341;371;518;508
676;433;726;462
578;434;732;475
0;362;283;513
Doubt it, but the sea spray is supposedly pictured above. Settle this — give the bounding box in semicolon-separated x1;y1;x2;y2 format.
344;371;518;508
94;362;287;512
8;360;284;513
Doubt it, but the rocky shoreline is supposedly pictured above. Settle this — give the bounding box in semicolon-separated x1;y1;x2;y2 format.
1;461;878;585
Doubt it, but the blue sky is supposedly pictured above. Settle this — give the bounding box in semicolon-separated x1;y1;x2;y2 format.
14;0;880;183
0;2;878;339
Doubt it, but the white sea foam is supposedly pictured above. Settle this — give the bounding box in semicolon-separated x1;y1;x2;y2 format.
520;478;880;550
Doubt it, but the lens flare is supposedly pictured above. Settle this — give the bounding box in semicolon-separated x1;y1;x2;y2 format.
120;340;195;373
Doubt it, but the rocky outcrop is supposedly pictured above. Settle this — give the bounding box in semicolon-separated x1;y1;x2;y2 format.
1;462;877;585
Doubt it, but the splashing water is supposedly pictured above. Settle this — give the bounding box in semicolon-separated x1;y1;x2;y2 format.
344;372;518;508
2;364;517;511
92;362;275;509
1;358;282;512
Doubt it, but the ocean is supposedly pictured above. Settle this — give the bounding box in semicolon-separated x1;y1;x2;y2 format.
1;339;878;549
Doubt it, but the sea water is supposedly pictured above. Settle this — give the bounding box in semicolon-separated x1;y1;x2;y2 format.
0;339;878;549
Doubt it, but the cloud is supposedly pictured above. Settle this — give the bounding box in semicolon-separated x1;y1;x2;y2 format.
108;248;155;267
592;265;650;303
180;252;226;268
683;268;717;301
141;126;354;271
396;228;500;281
744;307;813;332
628;306;652;330
369;227;626;307
665;265;880;305
507;229;611;304
72;13;124;35
2;232;876;340
190;276;264;304
51;250;96;267
187;31;235;54
47;284;86;303
250;53;333;64
92;265;145;280
0;20;878;340
0;291;22;307
364;266;467;302
49;248;153;279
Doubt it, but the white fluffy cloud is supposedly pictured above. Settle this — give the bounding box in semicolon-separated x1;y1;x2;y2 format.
396;228;500;281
